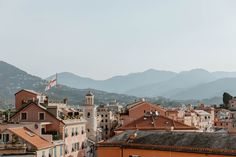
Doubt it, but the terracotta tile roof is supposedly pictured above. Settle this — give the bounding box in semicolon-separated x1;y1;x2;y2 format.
7;127;53;150
116;115;197;131
15;89;41;95
127;101;166;112
10;102;65;125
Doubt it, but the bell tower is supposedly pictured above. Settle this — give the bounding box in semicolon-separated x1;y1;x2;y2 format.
85;91;94;105
82;91;98;141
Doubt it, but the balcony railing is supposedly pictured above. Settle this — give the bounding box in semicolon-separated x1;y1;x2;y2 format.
42;131;62;141
0;143;27;150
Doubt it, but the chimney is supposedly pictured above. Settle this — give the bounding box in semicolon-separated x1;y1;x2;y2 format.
44;96;49;104
155;111;159;116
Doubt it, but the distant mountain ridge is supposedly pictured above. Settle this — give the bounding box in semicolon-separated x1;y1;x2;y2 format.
1;60;235;107
0;61;139;108
49;69;177;93
47;68;236;101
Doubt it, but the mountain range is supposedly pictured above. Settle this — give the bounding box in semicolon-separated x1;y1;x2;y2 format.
1;60;234;108
48;69;236;101
0;61;139;108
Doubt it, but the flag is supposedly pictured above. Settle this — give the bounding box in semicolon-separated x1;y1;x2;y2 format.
45;74;57;91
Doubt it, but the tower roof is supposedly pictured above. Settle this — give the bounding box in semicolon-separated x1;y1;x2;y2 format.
86;91;94;96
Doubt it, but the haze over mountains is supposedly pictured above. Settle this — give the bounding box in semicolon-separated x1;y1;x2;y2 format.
48;69;236;100
0;61;138;107
1;60;236;107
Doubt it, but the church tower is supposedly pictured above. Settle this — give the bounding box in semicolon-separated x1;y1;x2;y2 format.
85;91;94;106
82;91;98;141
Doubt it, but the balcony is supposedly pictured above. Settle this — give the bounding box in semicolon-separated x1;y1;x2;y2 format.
0;143;26;149
42;131;62;141
52;134;61;141
0;143;27;154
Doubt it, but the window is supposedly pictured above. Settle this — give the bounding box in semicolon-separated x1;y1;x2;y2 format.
60;145;63;156
65;145;68;154
3;134;9;143
101;120;104;122
54;147;57;157
72;128;74;136
81;127;84;134
39;112;45;120
105;114;107;117
75;127;78;135
65;128;68;138
82;141;86;149
129;155;141;157
21;112;27;120
42;151;45;157
87;129;90;132
72;143;76;152
49;149;53;157
76;142;80;150
87;112;90;118
105;119;108;122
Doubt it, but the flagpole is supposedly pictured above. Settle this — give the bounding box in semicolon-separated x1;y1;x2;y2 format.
56;73;58;87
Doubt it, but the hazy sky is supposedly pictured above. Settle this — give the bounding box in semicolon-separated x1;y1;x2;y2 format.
1;0;236;80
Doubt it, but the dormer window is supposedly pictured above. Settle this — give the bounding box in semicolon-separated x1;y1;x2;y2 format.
39;112;45;120
21;112;27;120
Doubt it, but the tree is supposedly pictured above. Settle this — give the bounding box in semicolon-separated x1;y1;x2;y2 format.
223;92;233;108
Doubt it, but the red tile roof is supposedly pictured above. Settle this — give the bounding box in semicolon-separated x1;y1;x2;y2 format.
116;115;197;131
128;101;166;112
15;89;40;95
7;127;53;150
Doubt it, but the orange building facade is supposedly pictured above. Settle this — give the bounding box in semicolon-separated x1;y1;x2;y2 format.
97;130;236;157
97;147;234;157
121;100;166;126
